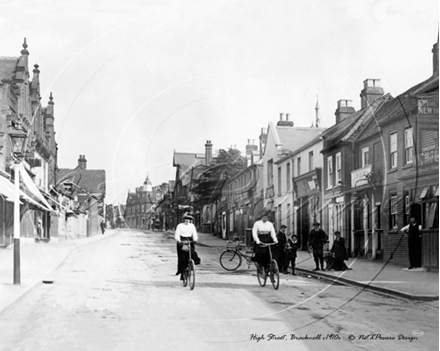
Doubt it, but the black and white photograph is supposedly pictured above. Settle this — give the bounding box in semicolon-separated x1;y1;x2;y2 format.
0;1;438;350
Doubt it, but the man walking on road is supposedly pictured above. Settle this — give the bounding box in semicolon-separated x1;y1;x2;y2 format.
308;222;328;271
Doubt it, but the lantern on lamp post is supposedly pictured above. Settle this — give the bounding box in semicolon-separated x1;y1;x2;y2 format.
9;121;27;285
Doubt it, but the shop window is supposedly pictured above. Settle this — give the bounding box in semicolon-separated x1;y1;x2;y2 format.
422;185;439;229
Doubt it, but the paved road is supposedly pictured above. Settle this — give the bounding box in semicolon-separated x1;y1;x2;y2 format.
0;229;437;351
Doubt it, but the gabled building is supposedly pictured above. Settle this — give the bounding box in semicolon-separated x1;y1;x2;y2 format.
0;39;57;246
172;141;213;228
276;134;325;249
262;113;326;227
218;139;264;242
321;80;392;256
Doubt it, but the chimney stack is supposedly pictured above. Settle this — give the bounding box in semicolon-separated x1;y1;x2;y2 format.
277;113;294;127
78;155;87;169
205;140;213;165
335;100;356;124
432;33;439;75
360;79;384;110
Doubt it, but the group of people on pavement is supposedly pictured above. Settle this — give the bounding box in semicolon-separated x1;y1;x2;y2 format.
250;211;350;274
173;211;422;281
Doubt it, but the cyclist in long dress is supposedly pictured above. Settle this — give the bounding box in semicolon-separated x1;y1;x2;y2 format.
251;211;278;271
175;214;200;280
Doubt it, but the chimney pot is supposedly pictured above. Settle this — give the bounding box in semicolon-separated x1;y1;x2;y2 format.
280;113;284;121
360;78;384;109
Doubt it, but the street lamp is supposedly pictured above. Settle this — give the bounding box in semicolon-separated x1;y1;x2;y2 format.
9;121;28;285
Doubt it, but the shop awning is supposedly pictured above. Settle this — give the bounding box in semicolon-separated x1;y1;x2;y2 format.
0;176;21;203
16;164;55;212
0;176;15;201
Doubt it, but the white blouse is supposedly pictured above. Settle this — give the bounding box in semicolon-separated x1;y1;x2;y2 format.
175;222;198;242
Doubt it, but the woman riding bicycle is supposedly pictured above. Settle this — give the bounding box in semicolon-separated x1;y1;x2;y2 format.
175;213;200;280
251;210;278;271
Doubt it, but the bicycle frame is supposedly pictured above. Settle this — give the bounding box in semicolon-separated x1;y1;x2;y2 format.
181;241;195;290
257;242;280;290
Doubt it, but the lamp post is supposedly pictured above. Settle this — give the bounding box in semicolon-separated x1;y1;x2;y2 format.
9;121;27;285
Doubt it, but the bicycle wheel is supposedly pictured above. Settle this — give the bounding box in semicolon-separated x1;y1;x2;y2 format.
269;260;280;290
219;250;242;271
182;268;188;287
257;264;267;287
188;260;195;290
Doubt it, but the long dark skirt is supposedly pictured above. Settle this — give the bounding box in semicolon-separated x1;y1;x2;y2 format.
252;235;276;268
176;237;200;274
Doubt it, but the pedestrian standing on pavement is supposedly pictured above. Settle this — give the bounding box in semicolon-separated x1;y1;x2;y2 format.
175;214;201;280
401;217;422;269
251;211;278;271
35;219;43;242
330;231;349;271
100;220;106;235
285;234;300;275
308;222;328;271
276;225;288;273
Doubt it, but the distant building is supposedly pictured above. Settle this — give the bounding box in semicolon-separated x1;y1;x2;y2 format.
124;176;171;230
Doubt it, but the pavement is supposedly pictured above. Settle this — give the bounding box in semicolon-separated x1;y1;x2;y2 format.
189;231;439;302
0;230;119;316
0;229;438;318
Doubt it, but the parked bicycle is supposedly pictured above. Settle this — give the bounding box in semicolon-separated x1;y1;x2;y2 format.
181;241;196;290
219;240;256;271
256;242;279;290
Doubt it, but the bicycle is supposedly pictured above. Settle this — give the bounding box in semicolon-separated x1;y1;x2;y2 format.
219;240;256;271
181;241;196;290
256;242;280;290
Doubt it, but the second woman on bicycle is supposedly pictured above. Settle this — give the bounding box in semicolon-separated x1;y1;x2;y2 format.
251;210;278;271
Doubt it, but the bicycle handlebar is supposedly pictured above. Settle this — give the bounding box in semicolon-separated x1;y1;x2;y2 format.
179;241;198;245
258;242;278;246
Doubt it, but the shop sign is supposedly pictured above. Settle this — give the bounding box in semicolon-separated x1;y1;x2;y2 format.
417;93;439;166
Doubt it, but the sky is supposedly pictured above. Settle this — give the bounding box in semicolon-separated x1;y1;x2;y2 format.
1;0;438;205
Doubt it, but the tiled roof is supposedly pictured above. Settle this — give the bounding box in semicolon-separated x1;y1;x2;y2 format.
271;126;326;155
57;167;106;196
320;110;362;150
359;74;438;140
321;94;391;150
173;152;206;186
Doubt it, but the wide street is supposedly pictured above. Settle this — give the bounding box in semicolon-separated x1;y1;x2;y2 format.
0;229;437;351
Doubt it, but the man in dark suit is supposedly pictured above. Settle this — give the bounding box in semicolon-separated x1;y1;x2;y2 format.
308;222;328;271
276;225;288;273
